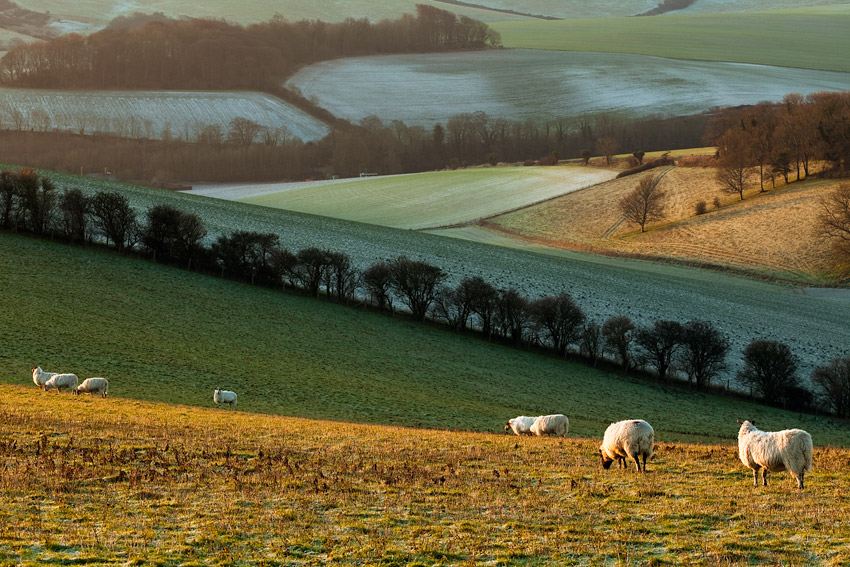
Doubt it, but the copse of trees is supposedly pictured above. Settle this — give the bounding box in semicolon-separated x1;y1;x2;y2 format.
0;6;500;91
708;91;850;199
5;166;848;417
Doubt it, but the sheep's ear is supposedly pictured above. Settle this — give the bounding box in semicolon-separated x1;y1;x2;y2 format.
737;419;743;425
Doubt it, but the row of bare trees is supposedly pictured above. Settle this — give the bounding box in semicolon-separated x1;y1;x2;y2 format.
710;91;850;199
0;6;500;91
4;166;848;415
0;109;708;185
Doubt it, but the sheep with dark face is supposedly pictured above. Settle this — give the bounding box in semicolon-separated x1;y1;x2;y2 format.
504;416;536;436
737;420;812;490
599;419;655;473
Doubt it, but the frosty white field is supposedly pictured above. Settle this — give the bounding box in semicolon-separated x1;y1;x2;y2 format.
0;89;330;142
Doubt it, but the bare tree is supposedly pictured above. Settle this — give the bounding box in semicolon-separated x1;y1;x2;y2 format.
530;293;585;357
812;357;850;418
388;256;445;321
228;116;262;146
596;137;619;165
715;128;753;200
678;320;729;390
619;175;666;232
602;315;635;372
363;261;393;313
635;320;683;381
817;183;850;259
737;340;801;406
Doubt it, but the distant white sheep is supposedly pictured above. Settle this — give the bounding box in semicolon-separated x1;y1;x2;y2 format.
75;377;109;398
737;419;813;490
504;416;536;436
530;414;569;437
214;387;237;408
32;366;57;388
599;419;655;473
43;373;79;393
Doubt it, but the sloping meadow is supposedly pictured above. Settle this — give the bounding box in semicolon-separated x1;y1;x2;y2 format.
1;387;849;565
13;169;850;389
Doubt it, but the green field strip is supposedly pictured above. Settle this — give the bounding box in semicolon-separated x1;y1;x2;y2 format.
492;11;850;73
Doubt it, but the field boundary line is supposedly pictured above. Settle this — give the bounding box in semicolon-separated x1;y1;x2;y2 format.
418;173;617;232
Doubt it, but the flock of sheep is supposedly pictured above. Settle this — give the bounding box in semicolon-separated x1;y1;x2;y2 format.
32;366;109;397
31;365;813;489
32;366;239;410
505;414;814;490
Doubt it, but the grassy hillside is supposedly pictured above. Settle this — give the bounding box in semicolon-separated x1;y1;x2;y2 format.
238;165;617;230
9;167;850;391
3;232;849;445
479;164;846;283
492;9;850;72
2;387;849;565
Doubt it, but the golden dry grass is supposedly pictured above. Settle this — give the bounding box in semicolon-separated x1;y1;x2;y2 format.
3;385;850;566
485;159;845;283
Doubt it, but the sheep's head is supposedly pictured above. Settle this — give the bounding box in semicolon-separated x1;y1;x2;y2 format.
504;422;512;434
600;449;614;469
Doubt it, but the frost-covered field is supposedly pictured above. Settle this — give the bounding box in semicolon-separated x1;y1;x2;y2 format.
286;50;850;127
45;171;850;388
0;89;329;141
204;166;618;230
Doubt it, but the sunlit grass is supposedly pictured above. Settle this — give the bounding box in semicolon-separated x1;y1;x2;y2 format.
1;387;848;566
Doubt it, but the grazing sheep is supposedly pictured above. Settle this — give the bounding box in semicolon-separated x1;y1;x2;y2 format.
43;373;79;393
214;387;237;408
75;377;109;398
599;419;655;473
504;416;537;436
530;414;569;437
32;366;57;388
737;419;813;490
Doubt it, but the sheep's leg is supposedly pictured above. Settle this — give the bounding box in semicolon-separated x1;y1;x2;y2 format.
796;472;804;490
762;469;768;486
752;468;759;487
631;453;642;473
641;453;647;473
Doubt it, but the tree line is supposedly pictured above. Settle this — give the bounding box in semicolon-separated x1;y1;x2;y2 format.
0;110;707;185
0;5;500;91
3;167;847;417
709;91;850;199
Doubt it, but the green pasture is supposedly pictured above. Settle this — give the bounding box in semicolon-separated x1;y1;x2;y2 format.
238;165;616;229
2;232;848;445
492;9;850;73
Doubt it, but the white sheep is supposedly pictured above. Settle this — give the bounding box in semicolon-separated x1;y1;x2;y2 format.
43;373;79;393
32;366;57;388
214;387;237;408
737;419;813;490
504;416;537;436
599;419;655;473
75;377;109;398
530;414;569;437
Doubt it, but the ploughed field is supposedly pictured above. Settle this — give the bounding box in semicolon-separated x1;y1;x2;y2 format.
1;388;849;566
0;89;330;142
284;49;850;128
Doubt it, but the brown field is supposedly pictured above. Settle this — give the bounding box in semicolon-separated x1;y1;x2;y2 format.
484;156;846;283
3;385;850;566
